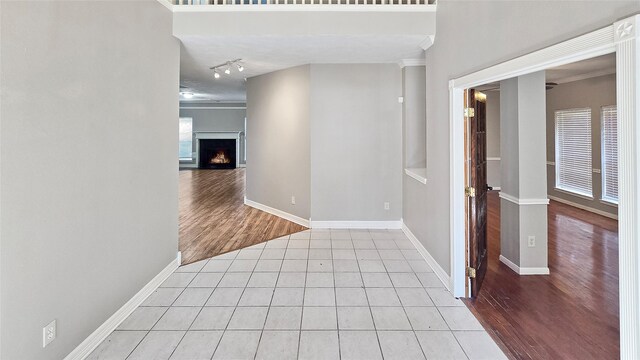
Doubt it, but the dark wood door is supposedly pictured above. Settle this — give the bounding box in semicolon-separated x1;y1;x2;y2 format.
466;89;488;297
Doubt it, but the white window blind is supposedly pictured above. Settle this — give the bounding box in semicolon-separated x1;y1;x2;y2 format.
601;105;618;203
555;108;593;197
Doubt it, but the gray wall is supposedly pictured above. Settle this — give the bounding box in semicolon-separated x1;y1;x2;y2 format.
486;90;501;189
179;103;247;164
546;74;618;216
310;64;403;221
500;72;548;269
406;0;639;275
246;65;311;219
0;1;179;359
403;66;427;169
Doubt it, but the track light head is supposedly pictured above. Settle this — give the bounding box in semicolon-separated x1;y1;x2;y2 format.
237;64;244;72
214;71;220;79
224;67;231;75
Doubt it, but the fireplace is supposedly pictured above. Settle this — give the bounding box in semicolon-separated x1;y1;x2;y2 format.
198;139;237;169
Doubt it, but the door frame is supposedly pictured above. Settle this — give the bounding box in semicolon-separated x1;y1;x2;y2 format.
449;14;639;358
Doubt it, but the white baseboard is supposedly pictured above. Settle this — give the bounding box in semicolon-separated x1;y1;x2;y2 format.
547;195;618;220
64;253;181;360
310;220;402;229
244;197;310;227
401;222;452;291
499;254;550;275
490;186;501;191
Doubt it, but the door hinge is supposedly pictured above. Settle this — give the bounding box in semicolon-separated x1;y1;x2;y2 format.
467;267;476;278
465;186;476;197
464;107;475;117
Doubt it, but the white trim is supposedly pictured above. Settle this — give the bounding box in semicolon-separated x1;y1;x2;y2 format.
419;35;435;50
195;131;242;168
499;255;550;275
553;187;595;201
238;163;247;168
450;22;617;298
180;106;246;110
404;168;427;184
449;26;615;90
498;192;550;206
449;81;466;298
490;186;502;191
486;157;501;161
402;222;452;291
615;15;640;359
399;59;426;68
156;0;173;11
448;17;639;355
548;195;618;220
310;220;401;230
63;253;181;360
171;4;437;13
244;197;310;227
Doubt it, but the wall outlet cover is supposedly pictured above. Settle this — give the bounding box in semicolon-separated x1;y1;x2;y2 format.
527;236;536;248
291;196;296;205
384;202;390;210
43;319;56;348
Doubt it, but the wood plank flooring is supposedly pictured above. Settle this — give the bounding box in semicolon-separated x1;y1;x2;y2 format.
179;169;307;265
464;191;619;360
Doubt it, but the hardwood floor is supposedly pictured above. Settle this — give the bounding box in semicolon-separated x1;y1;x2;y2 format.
179;169;307;265
464;191;619;360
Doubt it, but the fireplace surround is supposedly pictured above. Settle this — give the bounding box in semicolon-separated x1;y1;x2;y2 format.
195;131;241;169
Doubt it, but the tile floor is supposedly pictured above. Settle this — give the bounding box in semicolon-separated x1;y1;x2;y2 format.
88;229;506;360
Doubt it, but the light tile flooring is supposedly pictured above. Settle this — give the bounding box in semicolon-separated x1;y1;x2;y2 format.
88;229;506;360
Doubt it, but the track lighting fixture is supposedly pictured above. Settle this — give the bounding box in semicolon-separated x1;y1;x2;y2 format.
209;59;244;79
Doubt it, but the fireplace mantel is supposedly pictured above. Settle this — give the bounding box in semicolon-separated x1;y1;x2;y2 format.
195;131;242;168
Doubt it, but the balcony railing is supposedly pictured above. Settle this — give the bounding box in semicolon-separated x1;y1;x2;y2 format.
172;0;434;6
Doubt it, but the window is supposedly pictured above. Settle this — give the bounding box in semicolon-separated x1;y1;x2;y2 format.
555;108;593;198
179;117;193;160
601;105;618;204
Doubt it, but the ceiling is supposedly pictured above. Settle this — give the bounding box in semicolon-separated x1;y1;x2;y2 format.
476;53;616;92
179;35;427;102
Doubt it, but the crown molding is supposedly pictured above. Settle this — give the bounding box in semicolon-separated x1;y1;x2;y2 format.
398;59;426;68
419;35;435;50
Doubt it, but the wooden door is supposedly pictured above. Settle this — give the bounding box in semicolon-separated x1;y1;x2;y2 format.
466;89;488;297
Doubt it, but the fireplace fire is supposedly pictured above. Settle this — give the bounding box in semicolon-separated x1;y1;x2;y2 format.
198;139;236;169
210;150;231;164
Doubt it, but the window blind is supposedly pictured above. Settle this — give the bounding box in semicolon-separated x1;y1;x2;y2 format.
555;108;593;197
601;105;618;203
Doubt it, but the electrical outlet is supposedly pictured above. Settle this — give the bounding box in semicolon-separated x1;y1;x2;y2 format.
528;236;536;248
398;97;404;103
384;202;390;210
43;319;56;348
291;196;296;205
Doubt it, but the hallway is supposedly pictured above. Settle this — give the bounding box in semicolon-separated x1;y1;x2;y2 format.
464;191;619;359
89;229;506;359
179;169;307;264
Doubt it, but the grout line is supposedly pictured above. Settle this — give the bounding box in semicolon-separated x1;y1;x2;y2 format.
356;240;386;360
331;236;342;360
253;241;285;360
